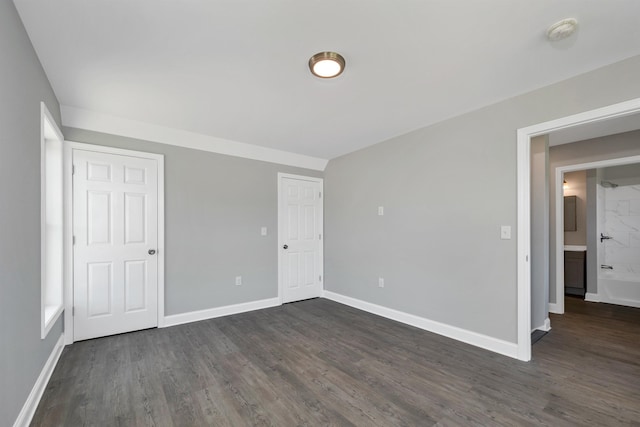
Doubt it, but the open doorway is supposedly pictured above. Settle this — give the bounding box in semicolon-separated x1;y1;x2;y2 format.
554;159;640;311
530;121;640;356
516;98;640;361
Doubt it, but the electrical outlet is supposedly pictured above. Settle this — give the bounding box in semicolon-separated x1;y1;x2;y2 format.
261;227;267;236
378;206;384;216
378;277;384;288
235;276;242;286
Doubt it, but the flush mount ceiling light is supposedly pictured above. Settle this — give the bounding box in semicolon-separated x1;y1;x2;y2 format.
547;18;578;41
309;52;345;78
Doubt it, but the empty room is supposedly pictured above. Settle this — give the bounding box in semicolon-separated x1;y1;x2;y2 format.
2;1;640;426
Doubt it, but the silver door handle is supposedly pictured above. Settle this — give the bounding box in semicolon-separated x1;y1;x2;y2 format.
148;249;156;255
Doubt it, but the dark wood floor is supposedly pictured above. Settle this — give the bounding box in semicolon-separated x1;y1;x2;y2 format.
32;297;640;426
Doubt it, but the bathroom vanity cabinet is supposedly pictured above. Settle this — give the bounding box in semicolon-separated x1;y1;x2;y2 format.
565;249;586;296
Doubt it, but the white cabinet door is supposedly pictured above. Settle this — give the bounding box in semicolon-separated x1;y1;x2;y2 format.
73;149;158;341
279;176;323;303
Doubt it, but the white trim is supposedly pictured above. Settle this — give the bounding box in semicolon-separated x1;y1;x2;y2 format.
157;153;166;327
13;334;65;427
548;302;562;314
61;105;328;171
554;154;640;316
163;297;281;327
41;102;65;339
517;97;640;362
564;245;587;251
63;141;165;342
277;173;324;304
584;292;601;302
322;291;518;359
533;317;551;333
516;128;532;361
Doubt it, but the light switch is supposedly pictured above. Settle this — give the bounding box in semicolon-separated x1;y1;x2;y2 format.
378;206;384;216
261;226;267;236
501;226;512;240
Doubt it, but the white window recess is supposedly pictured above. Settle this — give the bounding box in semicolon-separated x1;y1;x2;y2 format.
41;102;65;338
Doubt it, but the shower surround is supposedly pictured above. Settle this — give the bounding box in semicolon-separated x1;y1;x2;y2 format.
595;182;640;307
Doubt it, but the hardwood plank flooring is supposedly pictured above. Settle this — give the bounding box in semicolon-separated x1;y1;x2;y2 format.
31;297;640;426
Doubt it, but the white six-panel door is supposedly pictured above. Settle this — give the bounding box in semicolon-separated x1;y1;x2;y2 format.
73;149;158;341
279;175;323;303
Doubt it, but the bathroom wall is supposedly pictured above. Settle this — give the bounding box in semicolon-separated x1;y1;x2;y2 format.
563;170;587;246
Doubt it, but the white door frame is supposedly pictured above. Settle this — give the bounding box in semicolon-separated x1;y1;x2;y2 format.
549;156;640;314
553;155;640;314
277;173;324;304
516;97;640;361
63;141;165;345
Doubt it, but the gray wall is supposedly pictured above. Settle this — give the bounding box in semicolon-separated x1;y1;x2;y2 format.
602;163;640;185
549;129;640;304
0;2;64;425
530;136;549;330
325;55;640;343
563;170;587;246
63;128;322;315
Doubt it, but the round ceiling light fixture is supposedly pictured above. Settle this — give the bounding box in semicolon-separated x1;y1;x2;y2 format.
309;52;345;78
546;18;578;41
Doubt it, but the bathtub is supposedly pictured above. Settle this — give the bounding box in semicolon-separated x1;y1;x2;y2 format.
591;272;640;308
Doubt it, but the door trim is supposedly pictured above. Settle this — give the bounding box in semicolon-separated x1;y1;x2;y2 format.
63;141;165;345
552;155;640;315
277;173;324;304
516;97;640;362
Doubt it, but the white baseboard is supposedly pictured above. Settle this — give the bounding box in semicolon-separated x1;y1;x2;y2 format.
548;302;563;314
163;297;281;327
322;291;518;360
533;317;551;333
585;292;601;302
13;333;65;427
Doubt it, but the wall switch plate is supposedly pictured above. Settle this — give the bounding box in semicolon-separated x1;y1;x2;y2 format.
261;227;267;236
378;277;384;288
378;206;384;216
501;226;512;240
235;276;242;286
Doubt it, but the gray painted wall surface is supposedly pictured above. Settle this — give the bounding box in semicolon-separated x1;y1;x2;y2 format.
63;128;322;316
530;136;549;330
549;129;640;304
0;2;63;425
325;55;640;343
602;163;640;184
563;170;587;246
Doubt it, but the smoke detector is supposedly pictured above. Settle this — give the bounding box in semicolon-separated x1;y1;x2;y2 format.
547;18;578;41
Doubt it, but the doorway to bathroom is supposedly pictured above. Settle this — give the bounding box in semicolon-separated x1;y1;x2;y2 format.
517;98;640;361
555;159;640;310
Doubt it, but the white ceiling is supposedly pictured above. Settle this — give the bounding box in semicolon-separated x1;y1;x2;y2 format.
14;1;640;160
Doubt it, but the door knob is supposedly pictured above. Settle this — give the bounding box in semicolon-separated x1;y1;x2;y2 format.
283;245;288;249
148;249;156;255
